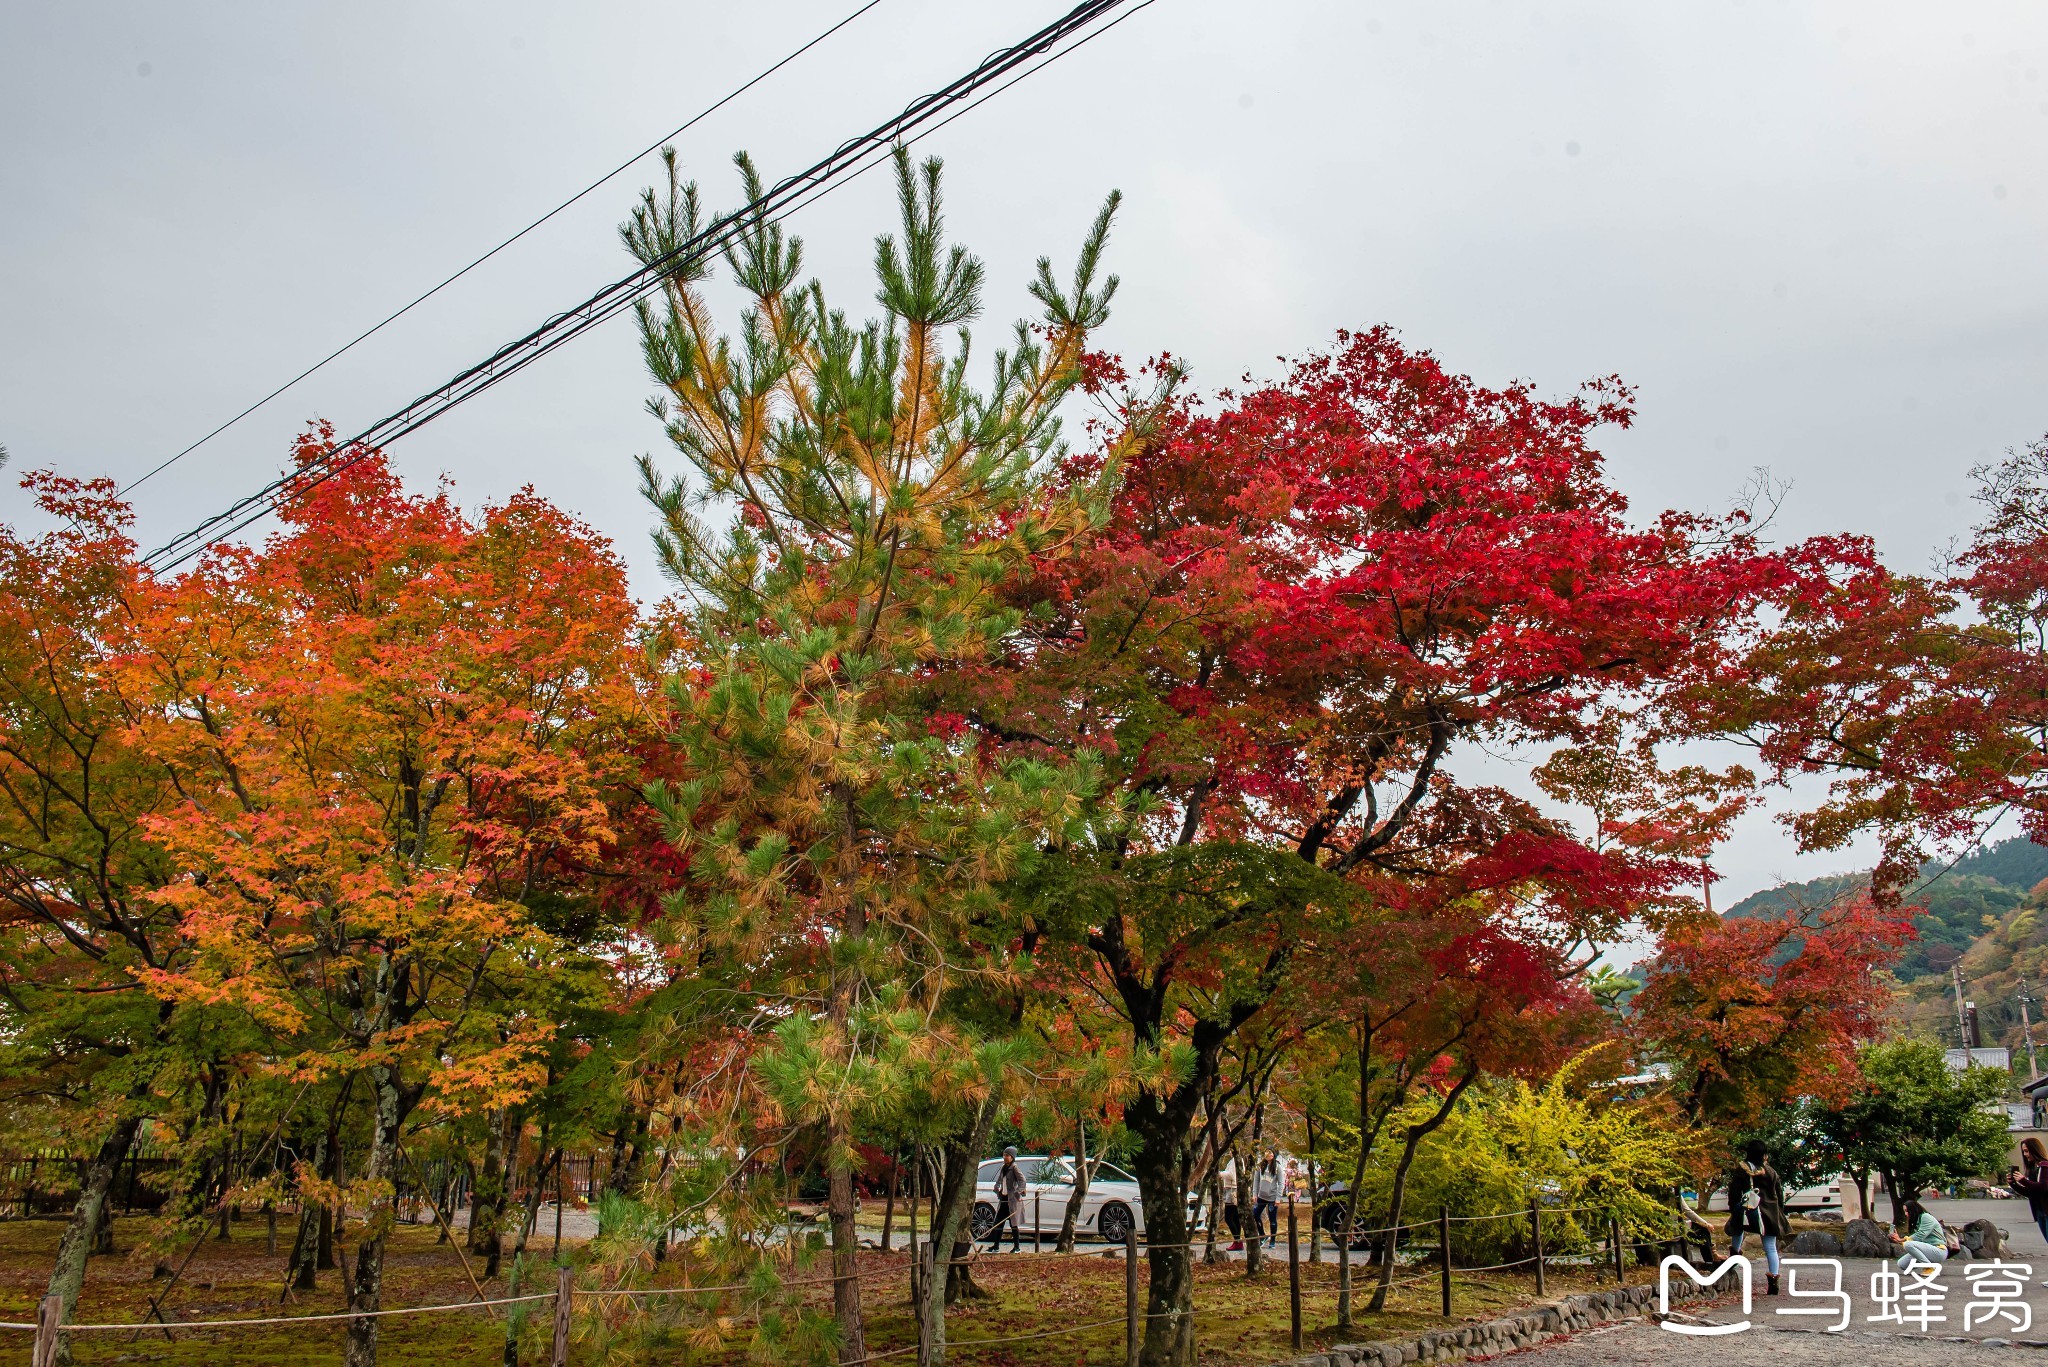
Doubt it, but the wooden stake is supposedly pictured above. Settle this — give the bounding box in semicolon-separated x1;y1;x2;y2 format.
32;1293;62;1367
1125;1220;1140;1367
1531;1204;1544;1296
1439;1208;1452;1318
1287;1197;1301;1352
551;1264;573;1367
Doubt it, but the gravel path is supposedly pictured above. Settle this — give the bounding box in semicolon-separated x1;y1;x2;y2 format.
1507;1317;2012;1365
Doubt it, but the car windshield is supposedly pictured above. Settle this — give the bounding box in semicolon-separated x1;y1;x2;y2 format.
979;1157;1045;1183
1092;1162;1134;1184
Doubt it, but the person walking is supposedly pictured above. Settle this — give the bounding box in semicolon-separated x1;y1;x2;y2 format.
2009;1137;2048;1247
1222;1157;1243;1252
1725;1140;1788;1296
1889;1197;1952;1270
1254;1153;1282;1247
985;1147;1026;1253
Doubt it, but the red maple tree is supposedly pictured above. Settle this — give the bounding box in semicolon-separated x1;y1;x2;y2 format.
958;328;1792;1364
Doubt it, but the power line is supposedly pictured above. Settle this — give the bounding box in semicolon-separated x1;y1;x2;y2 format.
143;0;1145;574
118;0;888;498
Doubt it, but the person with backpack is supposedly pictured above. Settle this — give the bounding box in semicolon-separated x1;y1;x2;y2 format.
1725;1140;1788;1296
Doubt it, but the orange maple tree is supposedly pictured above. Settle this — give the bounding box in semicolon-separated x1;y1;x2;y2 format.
126;431;646;1365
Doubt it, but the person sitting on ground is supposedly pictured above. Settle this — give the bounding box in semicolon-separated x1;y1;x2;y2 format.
1889;1197;1951;1271
1724;1139;1787;1296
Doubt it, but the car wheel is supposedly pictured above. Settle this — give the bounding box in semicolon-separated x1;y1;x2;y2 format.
971;1202;997;1238
1098;1202;1134;1245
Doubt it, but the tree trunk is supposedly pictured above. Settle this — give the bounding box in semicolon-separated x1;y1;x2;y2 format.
1127;1098;1197;1367
1055;1116;1089;1253
512;1148;556;1259
881;1151;899;1253
825;790;870;1367
826;1117;866;1364
343;1063;406;1367
1367;1067;1477;1315
90;1191;115;1256
1306;1113;1321;1264
484;1109;523;1278
1885;1169;1908;1228
287;1128;327;1293
1241;1107;1264;1277
43;1109;143;1364
917;1092;1001;1367
317;1084;350;1272
1335;1119;1372;1329
1200;1113;1225;1267
940;1146;988;1306
471;1109;508;1265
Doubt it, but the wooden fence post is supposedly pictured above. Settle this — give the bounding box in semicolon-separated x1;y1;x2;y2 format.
1438;1209;1452;1318
1611;1214;1624;1284
551;1265;573;1367
32;1293;62;1367
1287;1198;1301;1352
1034;1194;1041;1254
1530;1204;1544;1296
1125;1221;1139;1367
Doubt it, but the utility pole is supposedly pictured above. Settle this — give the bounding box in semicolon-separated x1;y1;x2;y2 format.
1952;963;1974;1067
2020;979;2042;1081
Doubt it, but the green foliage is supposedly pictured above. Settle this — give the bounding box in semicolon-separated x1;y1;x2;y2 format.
1318;1050;1700;1264
1818;1038;2013;1195
1732;1099;1842;1194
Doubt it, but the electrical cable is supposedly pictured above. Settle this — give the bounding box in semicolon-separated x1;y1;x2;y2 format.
144;0;1144;574
119;0;887;498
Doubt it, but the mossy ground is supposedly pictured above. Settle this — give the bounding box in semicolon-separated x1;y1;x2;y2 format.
0;1213;1635;1364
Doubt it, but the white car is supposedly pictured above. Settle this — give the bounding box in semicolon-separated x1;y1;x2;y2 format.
971;1155;1150;1244
1701;1174;1843;1214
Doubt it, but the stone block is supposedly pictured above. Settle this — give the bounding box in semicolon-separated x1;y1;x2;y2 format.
1840;1217;1892;1259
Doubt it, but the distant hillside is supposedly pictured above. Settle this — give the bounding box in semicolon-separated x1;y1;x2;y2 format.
1724;838;2048;984
1723;838;2048;1070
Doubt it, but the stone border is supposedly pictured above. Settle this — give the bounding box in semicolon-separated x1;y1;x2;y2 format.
1263;1278;1723;1366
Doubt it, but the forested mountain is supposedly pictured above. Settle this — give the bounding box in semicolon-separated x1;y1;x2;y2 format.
1724;838;2048;1069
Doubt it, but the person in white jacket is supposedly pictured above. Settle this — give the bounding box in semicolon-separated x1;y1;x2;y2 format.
1254;1154;1282;1246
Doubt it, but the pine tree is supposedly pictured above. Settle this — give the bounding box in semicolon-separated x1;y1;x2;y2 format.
626;145;1139;1364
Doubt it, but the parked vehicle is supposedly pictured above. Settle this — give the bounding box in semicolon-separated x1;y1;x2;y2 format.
1312;1181;1379;1250
970;1155;1195;1244
1703;1174;1843;1214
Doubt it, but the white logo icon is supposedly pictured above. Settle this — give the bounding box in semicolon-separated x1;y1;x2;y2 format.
1658;1255;1751;1335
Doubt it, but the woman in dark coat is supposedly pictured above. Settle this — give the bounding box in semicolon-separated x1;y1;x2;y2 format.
2008;1136;2048;1245
1725;1139;1788;1296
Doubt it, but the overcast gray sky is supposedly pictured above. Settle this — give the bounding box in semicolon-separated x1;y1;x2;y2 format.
6;0;2047;926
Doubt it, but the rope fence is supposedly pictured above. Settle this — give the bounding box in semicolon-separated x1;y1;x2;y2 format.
8;1196;1699;1365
